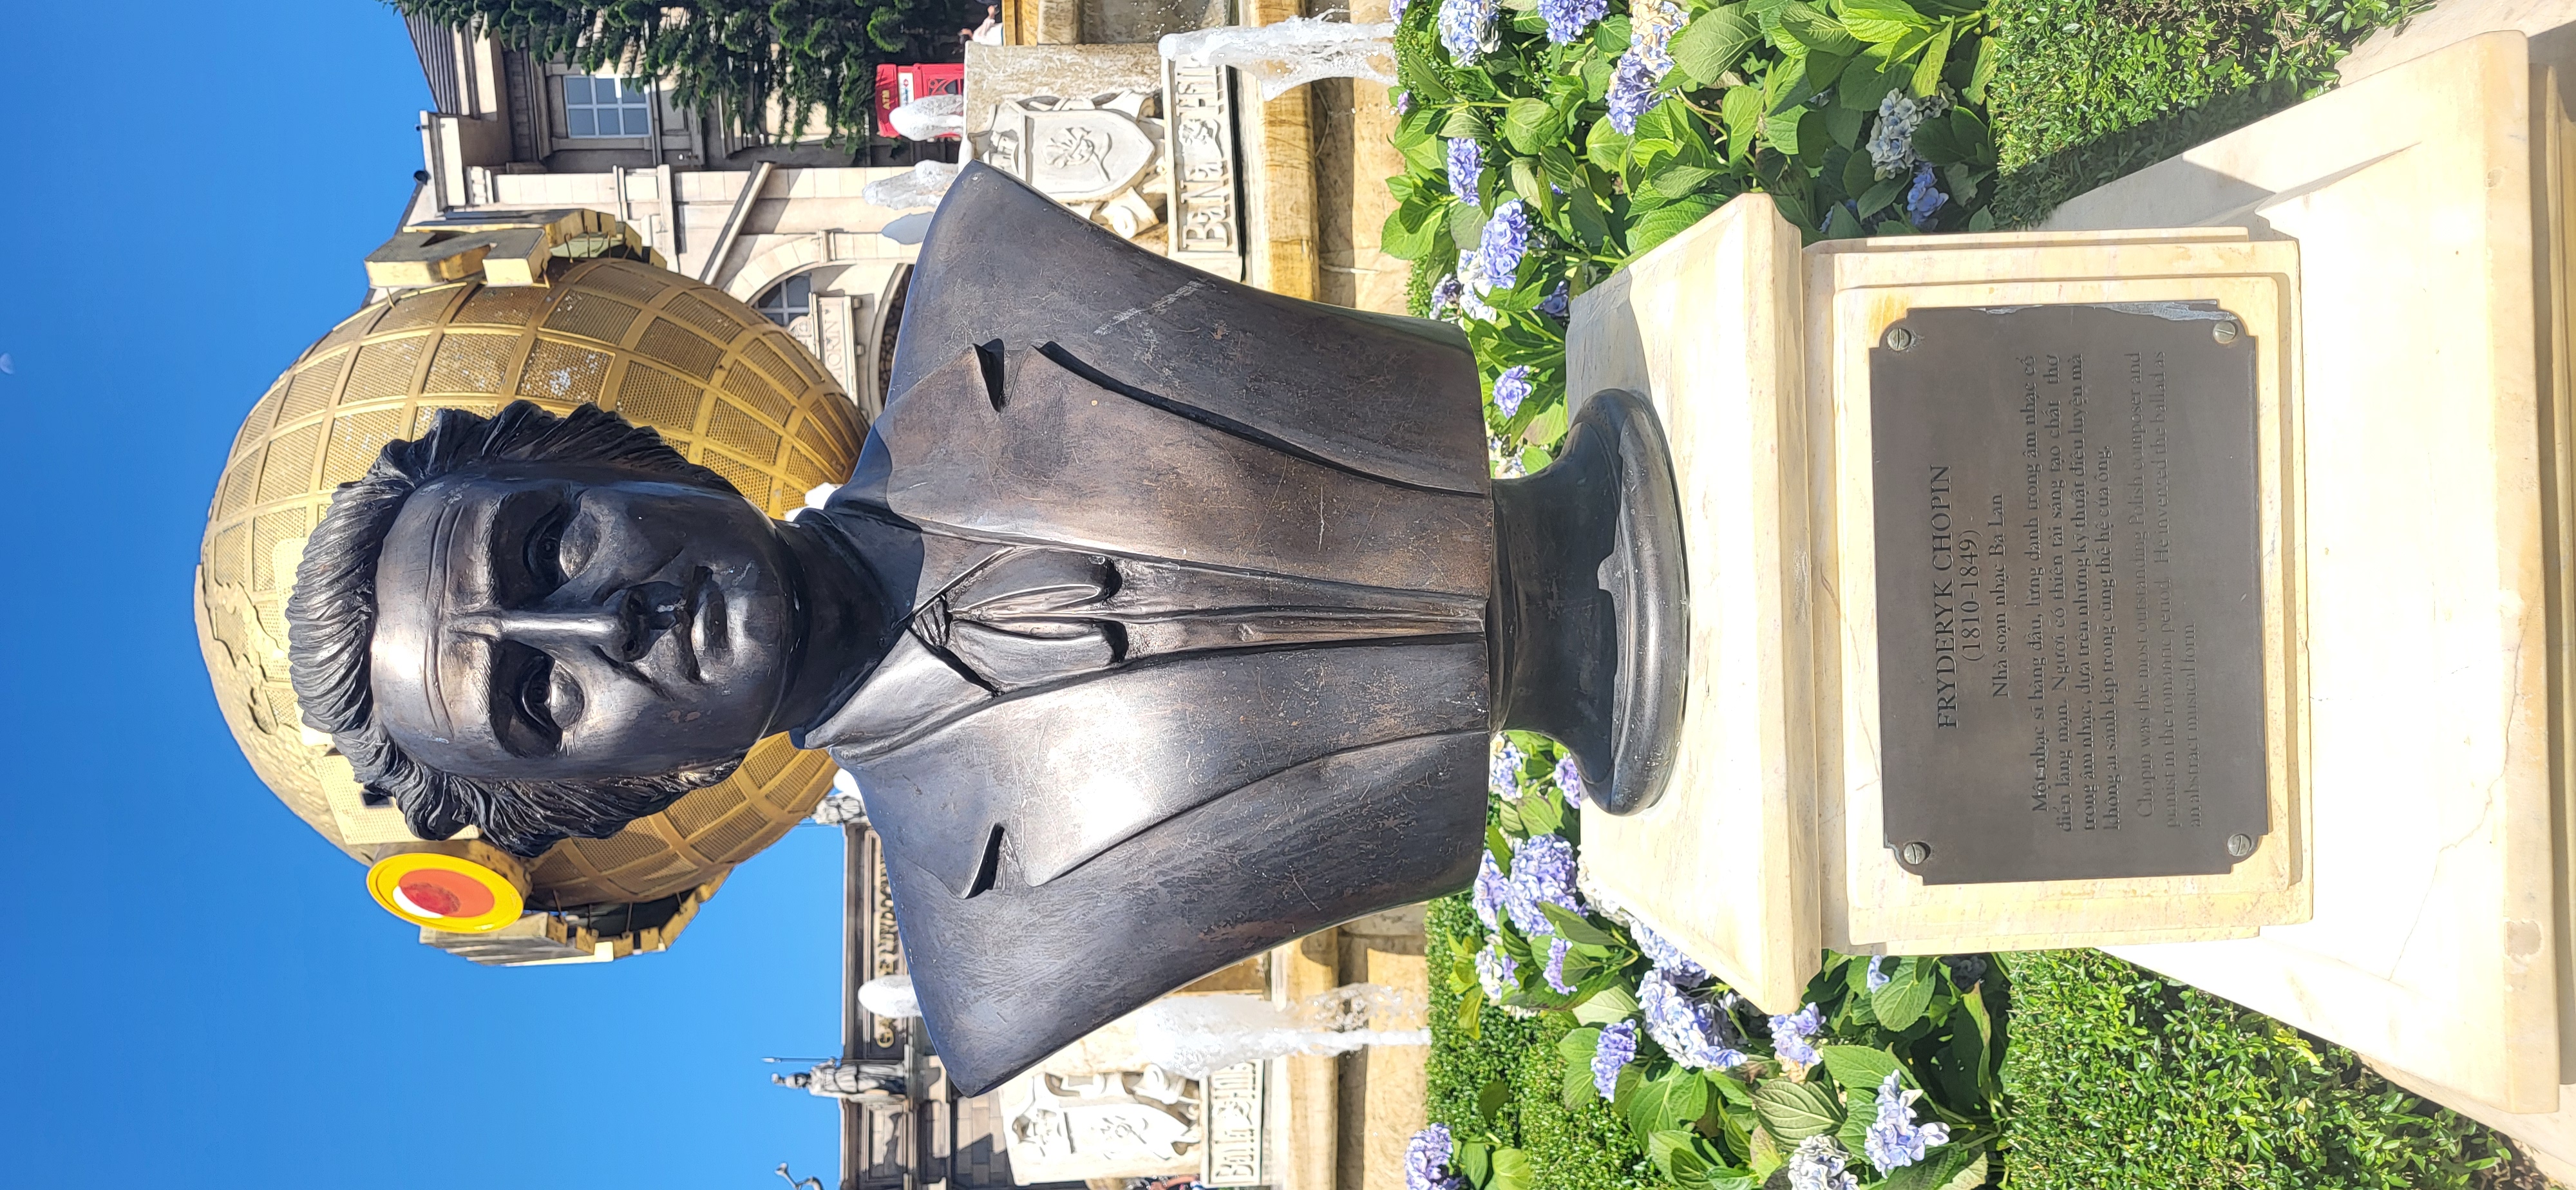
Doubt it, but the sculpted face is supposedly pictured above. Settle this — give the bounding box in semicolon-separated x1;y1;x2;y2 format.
366;464;804;780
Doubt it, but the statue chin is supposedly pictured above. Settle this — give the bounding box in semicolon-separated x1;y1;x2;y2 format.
287;163;1689;1097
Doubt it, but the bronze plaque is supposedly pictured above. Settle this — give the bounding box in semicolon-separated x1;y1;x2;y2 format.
1870;303;2268;884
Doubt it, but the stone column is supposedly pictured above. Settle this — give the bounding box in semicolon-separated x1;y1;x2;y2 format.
1239;0;1321;300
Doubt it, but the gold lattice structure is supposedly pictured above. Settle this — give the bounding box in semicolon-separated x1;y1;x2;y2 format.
196;251;866;914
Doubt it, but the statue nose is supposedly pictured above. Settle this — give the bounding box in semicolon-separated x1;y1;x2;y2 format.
486;581;687;659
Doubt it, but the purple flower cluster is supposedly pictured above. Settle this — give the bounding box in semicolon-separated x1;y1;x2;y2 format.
1430;272;1463;317
1866;955;1892;992
1437;0;1498;62
1768;1002;1824;1068
1542;936;1576;994
1489;736;1525;798
1492;366;1533;418
1640;967;1746;1070
1537;0;1606;43
1863;1072;1951;1173
1551;755;1585;801
1454;249;1499;321
1603;1;1681;135
1632;920;1707;987
1786;1135;1861;1190
1395;90;1412;116
1476;200;1535;288
1475;938;1520;1000
1447;137;1483;203
1472;849;1509;930
1905;161;1946;229
1538;281;1571;319
1405;1124;1464;1190
1590;1019;1638;1098
1501;833;1583;934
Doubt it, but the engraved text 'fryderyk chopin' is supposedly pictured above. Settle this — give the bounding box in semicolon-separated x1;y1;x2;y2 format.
1873;303;2264;882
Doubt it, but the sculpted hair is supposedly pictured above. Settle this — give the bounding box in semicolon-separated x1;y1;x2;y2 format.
285;400;746;857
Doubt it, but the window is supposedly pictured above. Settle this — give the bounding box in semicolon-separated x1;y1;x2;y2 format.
757;274;813;328
563;75;652;138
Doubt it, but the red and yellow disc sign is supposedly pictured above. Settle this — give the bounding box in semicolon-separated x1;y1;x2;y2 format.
366;852;526;932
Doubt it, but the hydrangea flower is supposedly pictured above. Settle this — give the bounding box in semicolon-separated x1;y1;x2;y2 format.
1768;1002;1824;1068
1866;956;1892;992
1472;849;1510;930
1492;366;1533;418
1489;735;1525;798
1430;272;1463;317
1538;281;1571;319
1455;249;1499;321
1865;89;1951;179
1502;833;1584;934
1475;939;1520;1001
1476;200;1535;288
1391;0;1411;24
1437;0;1499;63
1864;1072;1951;1173
1786;1135;1861;1190
1542;936;1576;994
1605;52;1659;135
1551;755;1586;801
1446;137;1483;203
1632;920;1707;987
1640;967;1746;1070
1488;433;1527;478
1905;162;1946;229
1631;0;1683;75
1537;0;1606;44
1591;1020;1638;1097
1395;90;1412;116
1406;1124;1463;1190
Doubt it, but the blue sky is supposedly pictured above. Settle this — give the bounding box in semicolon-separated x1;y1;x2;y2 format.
0;4;846;1185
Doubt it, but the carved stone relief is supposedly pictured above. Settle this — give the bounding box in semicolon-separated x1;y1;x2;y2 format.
982;91;1169;240
1000;1066;1204;1182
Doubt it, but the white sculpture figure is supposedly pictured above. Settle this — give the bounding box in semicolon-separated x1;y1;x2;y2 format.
860;162;963;214
1159;16;1397;102
775;1058;907;1101
1005;1066;1204;1173
891;94;967;140
1130;983;1428;1075
858;972;922;1019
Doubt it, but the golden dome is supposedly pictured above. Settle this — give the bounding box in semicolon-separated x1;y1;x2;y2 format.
196;252;865;912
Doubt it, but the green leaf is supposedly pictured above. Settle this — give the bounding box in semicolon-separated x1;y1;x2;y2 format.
1651;162;1720;198
1586;117;1633;171
1457;981;1483;1039
1776;1;1859;55
1511;157;1548;211
1762;109;1803;155
1909;113;1962;164
1839;148;1878;200
1450;200;1490;255
1837;55;1897;111
1671;4;1761;88
1381;204;1439;261
1442;108;1490;139
1519;786;1565;835
1627;194;1721;255
1564;1053;1600;1107
1560;1025;1604;1063
1835;1084;1875;1158
1801;48;1849;94
1721;85;1763;161
1457;1141;1492;1188
1539;902;1616;946
1503;97;1564;155
1478;1077;1511;1124
1877;1141;1987;1190
1706;1070;1754;1106
1495;795;1526;836
1948;106;1992;161
1818;1044;1902;1096
1855;173;1903;218
1909;24;1951;99
1490;1148;1533;1190
1487;822;1512;869
1962;32;1997;104
1399;131;1447;176
1663;1068;1711;1127
1574;983;1639;1024
1824;104;1865;151
1967;205;1994;232
1873;957;1938;1031
1752;1079;1841;1142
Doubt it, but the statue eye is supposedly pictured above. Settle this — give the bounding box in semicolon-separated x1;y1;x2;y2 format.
513;652;585;734
524;510;570;592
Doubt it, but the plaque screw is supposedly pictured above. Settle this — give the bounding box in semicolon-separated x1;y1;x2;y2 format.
1884;326;1918;352
1899;841;1931;865
2213;320;2240;345
2226;833;2255;858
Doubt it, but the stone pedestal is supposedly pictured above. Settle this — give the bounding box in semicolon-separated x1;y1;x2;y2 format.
1567;24;2576;1126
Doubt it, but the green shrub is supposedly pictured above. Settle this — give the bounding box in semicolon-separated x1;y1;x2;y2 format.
1999;949;2504;1189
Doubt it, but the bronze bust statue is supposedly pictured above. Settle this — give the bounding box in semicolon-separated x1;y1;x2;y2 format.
284;164;1683;1093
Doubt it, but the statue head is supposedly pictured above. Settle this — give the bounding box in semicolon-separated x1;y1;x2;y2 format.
285;400;873;856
